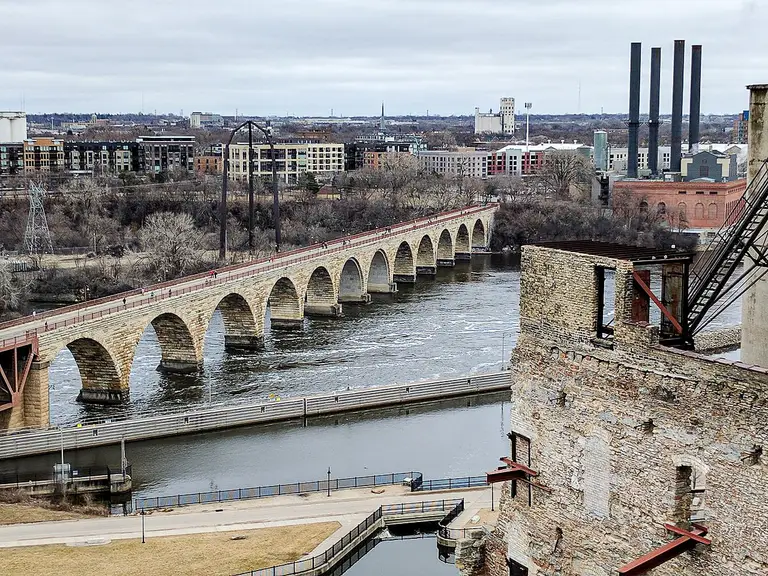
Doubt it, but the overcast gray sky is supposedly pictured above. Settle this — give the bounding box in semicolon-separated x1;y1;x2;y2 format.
1;0;765;116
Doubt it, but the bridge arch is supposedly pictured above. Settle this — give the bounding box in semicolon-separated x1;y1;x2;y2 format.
150;313;201;374
416;235;436;267
54;338;125;404
339;258;366;302
471;219;486;248
267;276;303;329
455;224;470;254
214;292;262;351
437;229;454;262
367;250;392;293
393;241;416;282
305;266;340;316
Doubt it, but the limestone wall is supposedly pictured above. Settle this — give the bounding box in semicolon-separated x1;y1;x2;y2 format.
489;245;768;575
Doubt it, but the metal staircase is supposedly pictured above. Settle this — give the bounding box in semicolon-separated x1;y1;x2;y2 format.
687;160;768;336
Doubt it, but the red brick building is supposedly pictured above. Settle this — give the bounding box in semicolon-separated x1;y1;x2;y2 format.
613;179;746;230
194;155;222;176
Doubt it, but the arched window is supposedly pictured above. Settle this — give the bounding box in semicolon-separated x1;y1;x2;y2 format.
657;202;667;214
678;202;687;219
695;203;705;220
708;203;718;220
639;200;648;213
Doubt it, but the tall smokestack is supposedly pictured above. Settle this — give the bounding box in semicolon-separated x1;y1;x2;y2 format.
648;47;662;176
689;45;702;153
627;42;642;178
671;39;685;172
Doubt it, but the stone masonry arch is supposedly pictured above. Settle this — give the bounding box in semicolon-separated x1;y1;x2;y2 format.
436;229;455;266
393;241;416;283
305;266;341;317
339;258;370;303
455;224;471;260
416;235;437;276
64;338;125;404
214;293;263;351
367;250;394;294
471;219;486;249
266;276;303;329
150;312;202;374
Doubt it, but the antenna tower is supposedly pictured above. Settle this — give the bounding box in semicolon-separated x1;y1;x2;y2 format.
24;182;53;255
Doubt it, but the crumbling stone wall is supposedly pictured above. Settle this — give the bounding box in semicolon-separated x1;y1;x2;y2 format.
488;246;768;576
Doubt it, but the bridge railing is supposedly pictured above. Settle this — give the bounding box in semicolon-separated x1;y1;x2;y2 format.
0;204;496;348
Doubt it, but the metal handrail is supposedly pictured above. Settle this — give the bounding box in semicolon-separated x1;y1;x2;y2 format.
233;498;464;576
0;204;495;350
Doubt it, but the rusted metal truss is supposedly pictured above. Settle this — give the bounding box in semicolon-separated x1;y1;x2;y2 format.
0;340;38;413
618;523;710;575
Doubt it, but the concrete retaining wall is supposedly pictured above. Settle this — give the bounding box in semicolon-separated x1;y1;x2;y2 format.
0;371;511;460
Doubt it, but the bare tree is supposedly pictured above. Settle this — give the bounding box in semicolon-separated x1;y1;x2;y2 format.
140;212;205;280
0;260;26;317
537;151;593;200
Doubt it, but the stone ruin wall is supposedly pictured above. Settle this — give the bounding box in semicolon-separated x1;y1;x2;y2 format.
485;246;768;576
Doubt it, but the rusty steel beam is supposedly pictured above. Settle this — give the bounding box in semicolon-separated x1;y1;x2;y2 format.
632;271;683;334
618;525;709;575
499;457;539;477
664;523;711;545
17;348;34;398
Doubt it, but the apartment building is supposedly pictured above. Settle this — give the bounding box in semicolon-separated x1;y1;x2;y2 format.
227;142;344;184
0;143;24;177
344;140;422;171
23;137;65;172
65;141;140;174
136;135;195;173
490;143;592;176
419;148;490;179
195;144;223;175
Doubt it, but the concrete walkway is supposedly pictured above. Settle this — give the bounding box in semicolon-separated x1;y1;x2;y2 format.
0;485;491;549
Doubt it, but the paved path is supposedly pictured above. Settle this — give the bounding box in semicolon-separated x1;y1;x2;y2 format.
0;486;492;549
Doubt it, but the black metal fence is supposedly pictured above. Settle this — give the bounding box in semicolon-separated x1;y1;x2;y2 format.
233;499;462;576
133;471;420;512
419;476;486;491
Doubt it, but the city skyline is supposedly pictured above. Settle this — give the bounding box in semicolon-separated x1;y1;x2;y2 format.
0;0;765;116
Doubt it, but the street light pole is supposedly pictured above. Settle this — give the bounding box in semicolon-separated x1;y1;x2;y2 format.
525;102;532;154
268;121;280;253
248;123;254;252
59;428;64;470
141;509;145;543
327;466;331;497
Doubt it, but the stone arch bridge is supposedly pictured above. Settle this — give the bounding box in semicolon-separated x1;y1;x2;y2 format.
0;205;496;430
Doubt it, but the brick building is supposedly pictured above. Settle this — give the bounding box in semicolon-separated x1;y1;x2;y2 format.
64;141;140;174
612;179;746;230
23;137;65;172
485;242;768;576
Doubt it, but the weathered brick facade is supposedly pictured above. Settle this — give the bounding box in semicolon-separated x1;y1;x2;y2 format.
488;245;768;575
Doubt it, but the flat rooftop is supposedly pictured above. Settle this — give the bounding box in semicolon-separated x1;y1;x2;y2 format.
531;241;694;264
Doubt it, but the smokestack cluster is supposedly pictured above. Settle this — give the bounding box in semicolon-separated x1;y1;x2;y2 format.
627;40;703;176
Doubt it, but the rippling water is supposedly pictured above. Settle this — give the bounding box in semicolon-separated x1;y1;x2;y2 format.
48;255;521;426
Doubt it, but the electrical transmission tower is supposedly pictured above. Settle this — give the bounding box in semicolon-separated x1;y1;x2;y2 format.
24;182;53;255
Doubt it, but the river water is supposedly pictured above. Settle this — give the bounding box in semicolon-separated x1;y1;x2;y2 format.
49;255;521;426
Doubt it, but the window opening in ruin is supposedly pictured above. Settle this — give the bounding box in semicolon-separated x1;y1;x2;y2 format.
507;558;529;576
673;465;707;525
595;266;616;340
